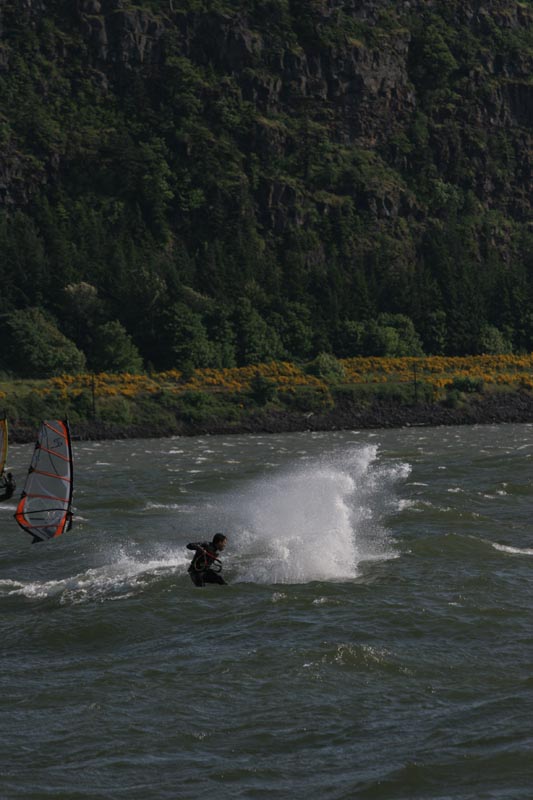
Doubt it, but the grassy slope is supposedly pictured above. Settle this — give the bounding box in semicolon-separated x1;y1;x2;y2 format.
3;356;533;441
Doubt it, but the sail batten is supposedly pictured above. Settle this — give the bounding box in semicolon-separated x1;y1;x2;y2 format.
28;470;72;483
15;420;74;542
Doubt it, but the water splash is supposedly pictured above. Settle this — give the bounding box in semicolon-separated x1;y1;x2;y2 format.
215;445;406;584
0;444;408;600
0;549;189;605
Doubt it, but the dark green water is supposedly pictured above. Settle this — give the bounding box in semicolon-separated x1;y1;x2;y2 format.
1;424;532;799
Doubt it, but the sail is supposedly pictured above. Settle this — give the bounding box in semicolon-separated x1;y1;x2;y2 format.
0;417;7;477
15;420;74;542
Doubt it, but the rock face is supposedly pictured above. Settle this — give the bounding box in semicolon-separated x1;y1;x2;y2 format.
76;0;166;65
0;0;532;250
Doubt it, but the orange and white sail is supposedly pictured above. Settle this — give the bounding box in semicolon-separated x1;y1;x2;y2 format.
15;420;74;542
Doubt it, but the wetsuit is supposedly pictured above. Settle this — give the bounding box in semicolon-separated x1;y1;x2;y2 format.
187;541;226;587
0;475;15;501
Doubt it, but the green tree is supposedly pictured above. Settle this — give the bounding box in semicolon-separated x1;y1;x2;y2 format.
204;305;237;368
271;302;314;360
409;22;459;94
306;352;345;383
0;211;48;308
479;325;512;355
376;313;425;357
233;298;284;365
363;321;401;357
161;302;214;371
334;320;366;357
249;372;277;405
90;320;144;373
61;282;106;354
357;315;424;357
0;308;86;377
418;310;447;356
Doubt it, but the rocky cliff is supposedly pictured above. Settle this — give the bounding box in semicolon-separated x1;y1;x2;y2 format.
0;0;532;366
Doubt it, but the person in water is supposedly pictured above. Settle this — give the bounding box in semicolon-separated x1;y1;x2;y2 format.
0;471;16;501
187;533;228;586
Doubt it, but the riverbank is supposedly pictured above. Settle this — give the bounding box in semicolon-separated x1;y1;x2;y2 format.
8;388;533;444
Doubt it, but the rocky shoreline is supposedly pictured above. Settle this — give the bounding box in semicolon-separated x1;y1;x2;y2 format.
8;390;533;444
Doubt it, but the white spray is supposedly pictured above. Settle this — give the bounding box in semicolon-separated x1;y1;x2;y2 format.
214;444;405;584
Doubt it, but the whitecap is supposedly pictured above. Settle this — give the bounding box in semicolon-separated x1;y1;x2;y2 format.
492;543;533;556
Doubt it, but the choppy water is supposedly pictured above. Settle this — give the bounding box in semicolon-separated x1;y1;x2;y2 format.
1;424;532;799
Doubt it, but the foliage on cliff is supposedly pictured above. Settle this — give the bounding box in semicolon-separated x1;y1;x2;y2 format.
1;0;533;377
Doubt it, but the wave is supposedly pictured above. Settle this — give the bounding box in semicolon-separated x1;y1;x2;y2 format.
0;549;189;605
492;543;533;556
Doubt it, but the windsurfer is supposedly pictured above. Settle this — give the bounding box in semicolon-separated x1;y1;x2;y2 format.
187;533;228;586
0;472;16;501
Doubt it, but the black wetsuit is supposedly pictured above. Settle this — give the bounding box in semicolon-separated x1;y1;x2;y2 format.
0;475;15;501
187;541;226;587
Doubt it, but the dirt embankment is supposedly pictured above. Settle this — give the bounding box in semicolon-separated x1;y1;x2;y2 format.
8;390;533;444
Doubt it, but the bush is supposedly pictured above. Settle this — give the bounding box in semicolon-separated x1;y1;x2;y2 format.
373;382;414;403
175;390;238;424
447;376;484;394
305;352;345;383
443;389;462;408
0;308;86;378
132;395;179;429
70;389;95;419
89;320;143;374
331;384;372;405
333;380;434;406
16;390;64;425
279;385;333;412
248;372;277;405
97;396;133;424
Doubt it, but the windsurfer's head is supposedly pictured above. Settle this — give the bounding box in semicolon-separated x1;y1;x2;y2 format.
213;532;227;550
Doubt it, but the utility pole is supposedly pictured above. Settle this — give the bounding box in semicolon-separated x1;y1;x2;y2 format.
91;373;96;419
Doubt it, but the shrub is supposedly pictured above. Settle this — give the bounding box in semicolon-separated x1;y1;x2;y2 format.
447;376;484;393
97;396;133;424
131;397;178;429
279;385;333;412
89;320;143;374
305;352;345;383
1;308;86;378
248;372;277;405
443;389;462;408
17;390;63;425
70;389;95;419
331;384;375;408
373;382;414;404
175;390;237;424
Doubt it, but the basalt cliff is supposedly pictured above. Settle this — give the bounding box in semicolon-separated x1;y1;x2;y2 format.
0;0;532;373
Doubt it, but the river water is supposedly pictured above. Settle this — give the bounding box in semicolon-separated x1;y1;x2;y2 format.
1;423;532;799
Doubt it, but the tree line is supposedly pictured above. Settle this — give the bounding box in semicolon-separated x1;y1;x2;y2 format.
0;0;532;378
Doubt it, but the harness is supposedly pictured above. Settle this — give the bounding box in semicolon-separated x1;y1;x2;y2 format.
192;549;222;573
